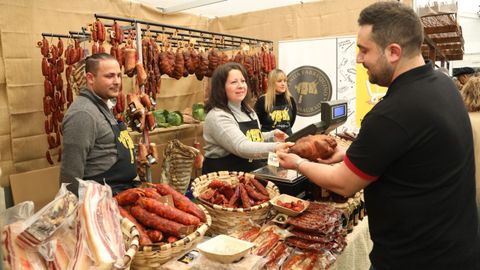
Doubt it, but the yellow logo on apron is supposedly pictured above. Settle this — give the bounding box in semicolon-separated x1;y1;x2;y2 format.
246;128;264;142
270;109;290;126
118;130;135;164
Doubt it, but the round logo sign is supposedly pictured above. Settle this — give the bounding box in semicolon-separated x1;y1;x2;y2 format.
287;66;332;116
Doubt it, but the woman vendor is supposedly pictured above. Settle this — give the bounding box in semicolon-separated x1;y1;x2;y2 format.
202;62;292;174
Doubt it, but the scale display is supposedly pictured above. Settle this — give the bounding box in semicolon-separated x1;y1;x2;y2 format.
332;104;346;119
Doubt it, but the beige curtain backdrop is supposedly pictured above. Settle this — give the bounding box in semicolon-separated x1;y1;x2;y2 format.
0;0;412;187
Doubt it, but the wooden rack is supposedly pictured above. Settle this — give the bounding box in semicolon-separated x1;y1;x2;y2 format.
95;14;273;50
419;4;464;67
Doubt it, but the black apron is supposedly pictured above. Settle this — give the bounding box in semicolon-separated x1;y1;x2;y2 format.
203;113;266;174
268;104;293;135
80;93;137;194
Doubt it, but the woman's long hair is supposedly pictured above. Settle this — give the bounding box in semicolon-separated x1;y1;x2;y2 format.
205;62;253;114
462;77;480;112
264;69;293;112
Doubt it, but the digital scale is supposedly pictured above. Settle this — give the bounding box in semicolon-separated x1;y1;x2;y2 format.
252;100;348;199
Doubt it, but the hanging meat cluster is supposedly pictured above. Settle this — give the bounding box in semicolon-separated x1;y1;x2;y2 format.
90;18;106;54
133;32;277;98
199;175;272;209
108;21;128;122
136;140;159;181
38;38;66;164
126;92;157;133
115;183;207;247
140;36;161;100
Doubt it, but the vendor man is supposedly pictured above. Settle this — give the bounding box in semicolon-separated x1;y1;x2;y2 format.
453;66;475;90
60;53;137;195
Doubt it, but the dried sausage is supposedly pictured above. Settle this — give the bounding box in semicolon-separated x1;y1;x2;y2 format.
114;188;144;206
130;205;187;238
137;197;200;226
250;178;269;197
154;183;206;222
46;150;54;165
118;206;152;246
238;183;251;208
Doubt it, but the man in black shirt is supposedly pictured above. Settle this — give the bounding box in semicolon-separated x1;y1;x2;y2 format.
278;2;480;270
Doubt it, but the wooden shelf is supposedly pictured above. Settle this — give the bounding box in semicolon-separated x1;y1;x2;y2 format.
419;7;464;63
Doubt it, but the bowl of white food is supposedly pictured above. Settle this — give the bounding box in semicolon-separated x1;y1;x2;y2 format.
196;234;255;264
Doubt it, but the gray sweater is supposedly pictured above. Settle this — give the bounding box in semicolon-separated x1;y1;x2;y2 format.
60;88;118;190
203;102;277;159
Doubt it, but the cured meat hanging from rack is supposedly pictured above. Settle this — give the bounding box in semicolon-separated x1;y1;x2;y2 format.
38;36;73;165
172;46;185;80
206;47;219;77
194;49;208;81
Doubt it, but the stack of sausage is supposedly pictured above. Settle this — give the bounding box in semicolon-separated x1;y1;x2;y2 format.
115;183;207;247
233;221;339;270
199;175;271;209
286;202;347;254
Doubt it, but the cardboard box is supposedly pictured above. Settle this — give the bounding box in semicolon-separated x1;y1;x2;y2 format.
10;166;60;212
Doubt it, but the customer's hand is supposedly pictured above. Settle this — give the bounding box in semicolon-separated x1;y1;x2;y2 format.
277;151;301;170
274;130;288;142
316;145;346;164
274;142;294;153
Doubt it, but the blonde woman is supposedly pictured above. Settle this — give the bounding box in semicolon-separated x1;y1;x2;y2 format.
462;76;480;222
254;69;297;135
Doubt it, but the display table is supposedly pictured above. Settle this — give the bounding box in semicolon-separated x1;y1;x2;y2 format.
332;216;372;270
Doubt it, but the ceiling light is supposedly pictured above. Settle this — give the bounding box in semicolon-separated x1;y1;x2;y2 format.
158;0;227;14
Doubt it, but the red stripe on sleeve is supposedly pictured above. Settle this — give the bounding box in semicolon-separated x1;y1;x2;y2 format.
343;155;378;181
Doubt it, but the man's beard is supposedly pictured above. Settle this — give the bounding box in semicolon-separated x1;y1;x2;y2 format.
368;56;394;87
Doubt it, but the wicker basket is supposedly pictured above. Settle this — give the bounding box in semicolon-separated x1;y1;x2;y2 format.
122;204;211;269
118;217;140;270
191;171;280;235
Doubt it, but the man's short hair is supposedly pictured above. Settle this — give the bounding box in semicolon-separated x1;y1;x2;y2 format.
452;67;475;77
85;53;116;75
358;1;424;57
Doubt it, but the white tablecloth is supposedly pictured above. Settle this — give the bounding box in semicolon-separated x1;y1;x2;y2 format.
331;216;373;270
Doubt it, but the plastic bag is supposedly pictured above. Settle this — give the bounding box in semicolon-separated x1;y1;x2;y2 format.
15;184;77;251
77;179;126;269
1;201;47;269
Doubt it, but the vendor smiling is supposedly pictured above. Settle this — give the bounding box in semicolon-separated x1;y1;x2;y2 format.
202;62;292;174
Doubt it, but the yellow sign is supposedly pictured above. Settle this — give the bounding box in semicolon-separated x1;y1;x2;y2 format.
355;63;388;127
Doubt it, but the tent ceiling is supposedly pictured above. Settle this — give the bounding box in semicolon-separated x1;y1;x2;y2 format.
137;0;319;18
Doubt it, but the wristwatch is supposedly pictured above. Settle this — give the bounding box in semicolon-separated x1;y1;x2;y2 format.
295;158;308;171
